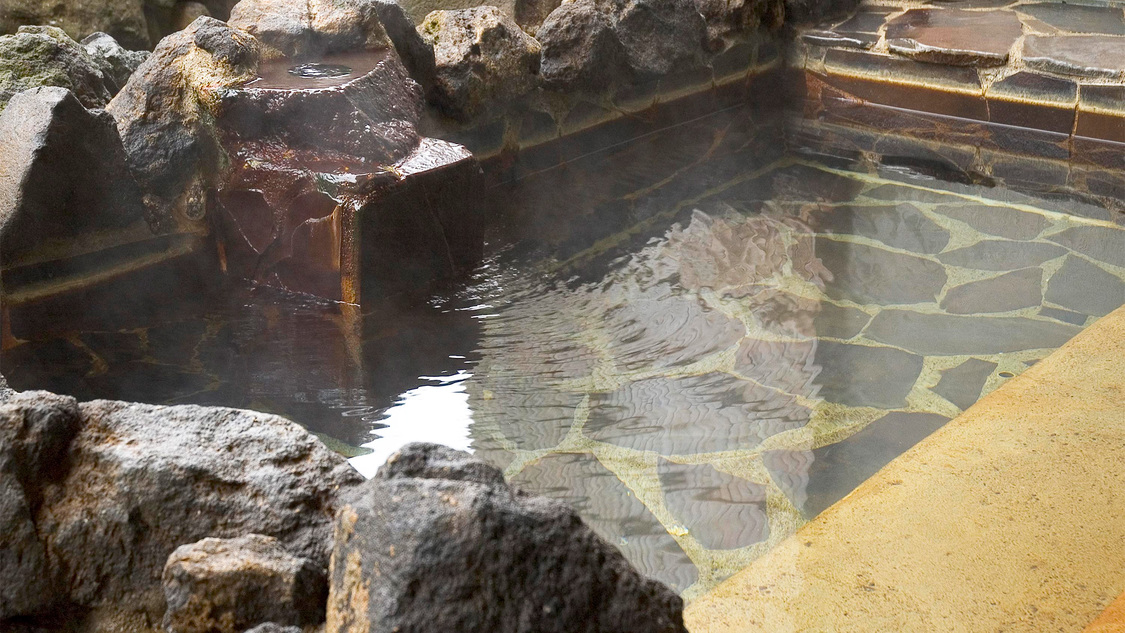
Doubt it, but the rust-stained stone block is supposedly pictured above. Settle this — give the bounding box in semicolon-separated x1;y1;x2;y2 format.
821;49;987;119
884;8;1022;67
1076;84;1125;143
1023;35;1125;80
985;71;1077;134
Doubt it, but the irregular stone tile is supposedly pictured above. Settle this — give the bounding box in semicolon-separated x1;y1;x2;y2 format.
814;302;872;339
804;412;950;518
805;203;951;254
884;9;1022;67
940;268;1043;315
510;453;699;591
1044;225;1125;269
491;390;584;450
1016;3;1125;36
985;72;1078;133
1038;305;1089;326
1023;35;1125;80
815;238;948;305
801;8;892;50
761;449;813;514
586;373;812;455
812;340;924;409
657;460;769;550
734;338;821;398
866;309;1082;355
1044;255;1125;318
863;183;961;205
936;239;1067;271
802;29;872;49
932;203;1049;240
932;358;997;410
771;163;865;203
604;293;746;371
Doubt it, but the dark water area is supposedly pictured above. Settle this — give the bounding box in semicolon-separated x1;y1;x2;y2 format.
4;103;1124;597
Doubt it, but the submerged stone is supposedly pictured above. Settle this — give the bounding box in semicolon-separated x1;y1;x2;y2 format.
815;238;948;305
587;373;811;454
806;203;951;255
933;203;1049;241
937;239;1066;271
658;460;769;550
812;340;924;409
932;358;997;411
804;412;950;517
1045;225;1125;269
1044;256;1125;318
939;268;1043;315
511;451;699;592
865;309;1082;355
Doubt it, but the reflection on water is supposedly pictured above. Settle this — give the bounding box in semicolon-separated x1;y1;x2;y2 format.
3;105;1123;600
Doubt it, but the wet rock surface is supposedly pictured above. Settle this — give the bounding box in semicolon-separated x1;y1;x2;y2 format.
163;534;328;633
885;8;1022;67
0;26;115;112
0;86;144;265
327;442;688;633
107;16;260;231
420;7;542;121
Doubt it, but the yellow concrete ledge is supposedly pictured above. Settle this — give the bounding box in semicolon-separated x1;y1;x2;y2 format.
686;305;1125;633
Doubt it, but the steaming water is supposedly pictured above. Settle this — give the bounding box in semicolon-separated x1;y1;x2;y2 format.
5;107;1124;597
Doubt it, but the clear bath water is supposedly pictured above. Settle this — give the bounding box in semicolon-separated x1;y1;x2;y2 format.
5;105;1124;598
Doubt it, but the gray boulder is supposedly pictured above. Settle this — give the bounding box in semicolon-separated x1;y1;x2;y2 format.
0;392;82;620
537;0;629;93
0;25;114;112
325;442;687;633
368;0;439;93
0;391;364;625
244;624;303;633
228;0;393;59
0;86;145;266
0;375;14;403
419;6;542;121
694;0;783;50
0;0;150;50
38;400;365;617
537;0;708;95
163;535;328;633
107;16;260;231
82;31;149;93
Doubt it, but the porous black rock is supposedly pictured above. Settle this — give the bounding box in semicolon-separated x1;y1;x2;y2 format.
163;534;329;633
326;442;687;633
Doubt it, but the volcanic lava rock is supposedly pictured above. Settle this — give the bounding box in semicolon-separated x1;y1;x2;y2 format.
0;391;364;625
244;625;304;633
0;392;82;620
0;0;150;50
229;0;394;59
537;0;708;93
40;400;364;617
614;0;708;77
163;535;328;633
81;32;149;93
368;0;439;92
326;442;687;633
0;26;115;112
419;6;542;121
537;0;629;92
107;16;260;231
0;375;14;403
0;86;145;266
